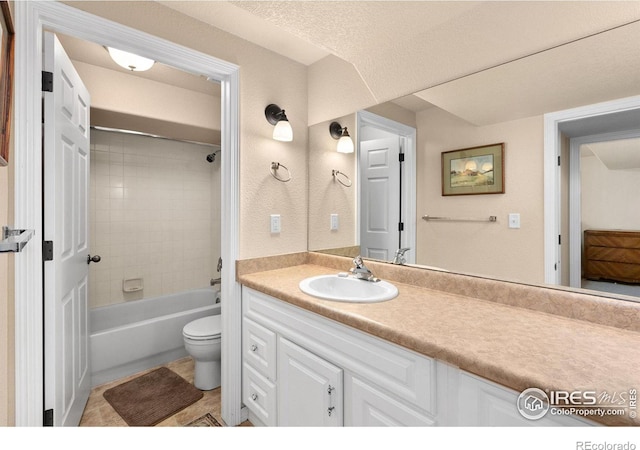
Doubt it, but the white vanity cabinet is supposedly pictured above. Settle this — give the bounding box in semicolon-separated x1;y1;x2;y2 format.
455;371;594;427
241;286;595;427
242;287;436;427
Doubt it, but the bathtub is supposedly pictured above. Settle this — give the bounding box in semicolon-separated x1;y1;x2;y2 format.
90;287;220;386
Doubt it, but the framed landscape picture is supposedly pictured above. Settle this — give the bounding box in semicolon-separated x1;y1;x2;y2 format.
441;143;504;196
0;1;14;167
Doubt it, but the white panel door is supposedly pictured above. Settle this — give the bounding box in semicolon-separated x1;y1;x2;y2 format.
360;137;401;261
277;337;343;426
43;32;92;427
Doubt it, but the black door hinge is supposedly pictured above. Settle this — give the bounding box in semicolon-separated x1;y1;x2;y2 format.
399;153;405;163
558;235;562;245
43;241;53;261
398;222;404;232
558;155;561;166
42;71;53;92
44;409;53;426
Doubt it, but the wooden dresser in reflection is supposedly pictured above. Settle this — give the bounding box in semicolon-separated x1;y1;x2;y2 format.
584;230;640;284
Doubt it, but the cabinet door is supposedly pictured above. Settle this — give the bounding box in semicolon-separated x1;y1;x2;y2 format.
278;337;343;426
458;372;592;426
347;376;435;426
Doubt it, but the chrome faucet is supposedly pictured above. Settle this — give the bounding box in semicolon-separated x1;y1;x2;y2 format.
210;277;222;287
391;247;410;265
350;256;379;282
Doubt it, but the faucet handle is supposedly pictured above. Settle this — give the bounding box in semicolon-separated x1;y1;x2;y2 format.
353;255;364;268
396;247;410;256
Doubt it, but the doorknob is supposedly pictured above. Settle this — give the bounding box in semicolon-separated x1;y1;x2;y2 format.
87;254;101;264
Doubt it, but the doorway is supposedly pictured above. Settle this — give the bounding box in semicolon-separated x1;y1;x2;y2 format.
14;2;241;426
544;94;640;302
569;131;640;300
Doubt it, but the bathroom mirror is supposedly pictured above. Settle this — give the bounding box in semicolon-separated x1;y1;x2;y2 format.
307;18;640;303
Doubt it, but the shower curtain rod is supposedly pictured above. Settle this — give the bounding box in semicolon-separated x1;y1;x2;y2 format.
90;125;220;149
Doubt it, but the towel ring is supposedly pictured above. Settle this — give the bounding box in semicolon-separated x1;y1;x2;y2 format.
332;169;352;187
270;162;292;182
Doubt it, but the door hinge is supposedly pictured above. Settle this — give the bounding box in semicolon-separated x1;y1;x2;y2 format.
557;155;561;166
398;222;404;232
399;153;405;163
44;409;53;426
43;240;53;261
42;71;53;92
558;234;562;245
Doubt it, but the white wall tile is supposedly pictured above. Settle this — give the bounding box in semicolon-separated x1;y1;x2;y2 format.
89;129;220;308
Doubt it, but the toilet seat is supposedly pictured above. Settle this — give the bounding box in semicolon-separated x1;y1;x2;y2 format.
183;315;222;341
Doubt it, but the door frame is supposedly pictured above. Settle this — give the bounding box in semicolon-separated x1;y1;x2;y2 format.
356;110;417;263
543;94;640;286
14;2;242;426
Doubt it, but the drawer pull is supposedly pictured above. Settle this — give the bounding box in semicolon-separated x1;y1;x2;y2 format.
250;344;258;352
251;393;258;401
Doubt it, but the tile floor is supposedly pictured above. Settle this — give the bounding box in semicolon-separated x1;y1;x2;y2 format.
80;356;252;427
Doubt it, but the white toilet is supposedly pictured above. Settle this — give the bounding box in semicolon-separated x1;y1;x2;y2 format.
183;315;222;390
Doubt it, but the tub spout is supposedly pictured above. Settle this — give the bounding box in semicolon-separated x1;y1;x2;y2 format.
210;277;222;287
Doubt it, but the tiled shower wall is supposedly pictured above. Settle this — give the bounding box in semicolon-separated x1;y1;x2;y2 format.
89;129;221;309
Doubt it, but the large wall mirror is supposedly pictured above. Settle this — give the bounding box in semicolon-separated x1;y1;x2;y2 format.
308;18;640;303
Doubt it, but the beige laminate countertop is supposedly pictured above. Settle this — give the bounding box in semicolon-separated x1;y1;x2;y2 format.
238;263;640;426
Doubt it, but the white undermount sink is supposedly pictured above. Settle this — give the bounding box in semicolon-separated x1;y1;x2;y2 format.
299;274;398;303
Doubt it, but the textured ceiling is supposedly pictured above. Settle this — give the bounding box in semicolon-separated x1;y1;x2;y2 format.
584;138;640;171
66;1;640;127
220;1;640;102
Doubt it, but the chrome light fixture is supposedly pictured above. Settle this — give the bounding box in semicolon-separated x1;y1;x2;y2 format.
107;47;155;72
330;121;354;154
265;104;293;142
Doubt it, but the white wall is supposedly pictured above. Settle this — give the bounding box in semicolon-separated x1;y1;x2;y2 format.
581;153;640;231
307;114;357;251
89;130;220;308
415;107;545;284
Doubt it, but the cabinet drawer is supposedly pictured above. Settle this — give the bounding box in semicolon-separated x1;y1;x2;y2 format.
243;317;277;381
243;363;277;426
347;376;435;426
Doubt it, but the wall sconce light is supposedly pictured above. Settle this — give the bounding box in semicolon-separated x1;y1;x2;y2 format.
106;47;155;72
265;104;293;142
330;121;354;154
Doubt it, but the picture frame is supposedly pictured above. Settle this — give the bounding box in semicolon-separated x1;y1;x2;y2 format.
0;1;14;167
441;143;504;196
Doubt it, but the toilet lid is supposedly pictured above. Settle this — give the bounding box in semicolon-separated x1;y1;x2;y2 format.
183;315;222;340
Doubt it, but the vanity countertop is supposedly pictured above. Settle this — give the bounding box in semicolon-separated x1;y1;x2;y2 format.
238;261;640;426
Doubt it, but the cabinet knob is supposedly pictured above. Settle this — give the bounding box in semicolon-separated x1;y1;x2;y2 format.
251;393;258;401
250;344;258;352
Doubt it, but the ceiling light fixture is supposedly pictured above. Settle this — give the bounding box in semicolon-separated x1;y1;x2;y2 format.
265;104;293;142
107;47;155;72
329;121;354;154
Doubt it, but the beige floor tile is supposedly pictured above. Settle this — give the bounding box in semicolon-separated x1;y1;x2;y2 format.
80;356;251;427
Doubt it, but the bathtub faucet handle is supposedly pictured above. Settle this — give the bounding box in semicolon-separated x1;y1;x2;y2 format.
217;257;222;273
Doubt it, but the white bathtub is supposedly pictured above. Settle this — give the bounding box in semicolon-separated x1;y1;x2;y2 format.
90;287;220;386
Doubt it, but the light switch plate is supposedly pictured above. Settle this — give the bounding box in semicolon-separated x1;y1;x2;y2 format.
270;214;281;234
330;214;339;231
508;213;520;229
